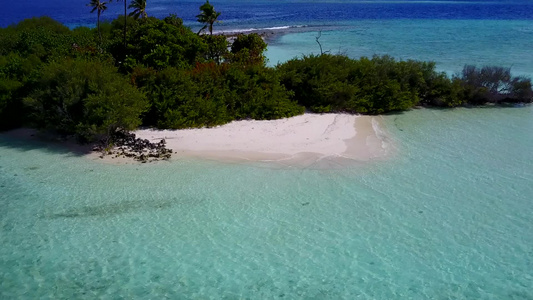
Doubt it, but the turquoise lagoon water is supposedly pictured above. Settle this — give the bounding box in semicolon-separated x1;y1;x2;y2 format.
2;0;533;298
265;19;533;77
1;107;532;298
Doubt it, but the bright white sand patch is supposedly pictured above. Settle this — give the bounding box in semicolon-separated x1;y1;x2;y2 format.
130;113;391;167
1;114;392;168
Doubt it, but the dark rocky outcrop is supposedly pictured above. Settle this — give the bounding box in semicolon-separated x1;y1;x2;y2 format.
93;129;172;163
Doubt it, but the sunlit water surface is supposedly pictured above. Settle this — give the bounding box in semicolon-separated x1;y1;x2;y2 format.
1;107;532;298
2;1;533;298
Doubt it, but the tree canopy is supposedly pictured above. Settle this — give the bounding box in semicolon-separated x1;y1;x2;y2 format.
196;0;221;35
128;0;147;20
0;14;531;141
87;0;108;40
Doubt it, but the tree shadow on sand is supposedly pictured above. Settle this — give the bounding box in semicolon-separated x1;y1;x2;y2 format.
0;128;94;157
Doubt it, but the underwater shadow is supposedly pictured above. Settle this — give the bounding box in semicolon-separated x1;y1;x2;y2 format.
42;199;174;219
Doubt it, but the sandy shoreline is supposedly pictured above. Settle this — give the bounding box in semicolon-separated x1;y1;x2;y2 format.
118;113;391;167
1;113;392;168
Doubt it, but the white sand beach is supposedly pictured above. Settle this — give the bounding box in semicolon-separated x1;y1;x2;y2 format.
1;114;392;167
130;113;391;167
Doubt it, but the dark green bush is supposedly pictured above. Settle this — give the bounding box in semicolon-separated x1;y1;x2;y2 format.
0;77;25;130
230;33;267;66
201;35;229;64
351;56;420;113
276;54;358;112
118;16;207;70
24;59;148;141
136;64;232;129
0;52;48;130
0;17;104;63
136;63;302;129
276;54;490;113
224;65;303;120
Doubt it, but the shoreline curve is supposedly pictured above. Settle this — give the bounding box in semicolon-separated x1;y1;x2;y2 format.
99;113;392;168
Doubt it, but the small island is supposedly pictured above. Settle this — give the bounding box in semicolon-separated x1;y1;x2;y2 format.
1;1;533;299
1;1;531;162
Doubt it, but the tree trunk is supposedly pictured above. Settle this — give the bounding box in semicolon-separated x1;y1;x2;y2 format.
98;11;102;41
123;0;127;49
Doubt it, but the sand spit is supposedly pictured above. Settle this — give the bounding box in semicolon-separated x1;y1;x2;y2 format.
121;114;391;167
1;114;392;168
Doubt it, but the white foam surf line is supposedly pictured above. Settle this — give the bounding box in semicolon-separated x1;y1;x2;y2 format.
213;25;308;35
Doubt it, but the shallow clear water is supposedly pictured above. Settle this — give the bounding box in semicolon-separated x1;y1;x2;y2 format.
2;1;533;298
1;107;532;298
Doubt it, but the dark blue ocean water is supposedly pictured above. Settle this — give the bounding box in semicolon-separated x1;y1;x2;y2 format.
2;0;533;29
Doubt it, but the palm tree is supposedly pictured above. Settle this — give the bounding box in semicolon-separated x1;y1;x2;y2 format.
196;0;221;35
128;0;147;20
87;0;108;40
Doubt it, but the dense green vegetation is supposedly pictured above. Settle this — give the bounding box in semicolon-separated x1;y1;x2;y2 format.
24;59;148;142
277;54;532;114
1;6;531;142
0;15;302;139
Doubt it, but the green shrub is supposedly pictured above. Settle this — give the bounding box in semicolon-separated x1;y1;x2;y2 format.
277;54;466;113
230;33;267;66
224;65;303;120
118;16;207;70
136;63;303;129
201;35;229;64
145;65;231;129
24;59;148;141
0;53;45;130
